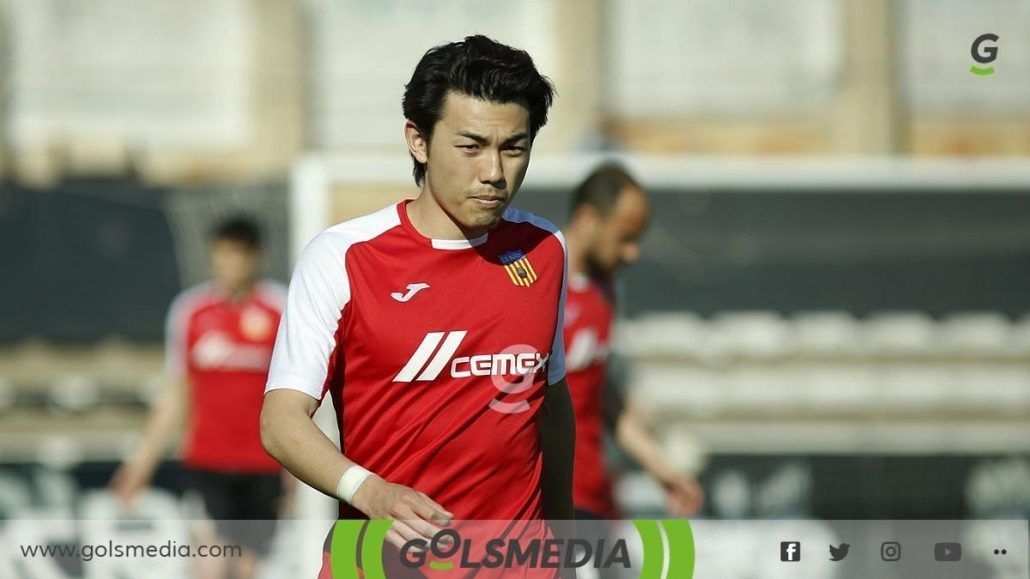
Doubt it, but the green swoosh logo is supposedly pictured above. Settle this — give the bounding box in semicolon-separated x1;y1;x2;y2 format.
632;519;695;578
330;519;390;579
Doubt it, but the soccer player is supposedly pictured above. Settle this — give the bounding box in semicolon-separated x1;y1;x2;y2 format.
563;163;704;520
110;217;289;579
259;35;575;574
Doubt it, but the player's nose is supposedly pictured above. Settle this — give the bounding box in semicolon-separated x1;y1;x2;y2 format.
478;150;504;186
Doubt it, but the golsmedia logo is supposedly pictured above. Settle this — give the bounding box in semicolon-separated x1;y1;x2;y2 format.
328;519;695;578
399;528;630;571
970;33;999;76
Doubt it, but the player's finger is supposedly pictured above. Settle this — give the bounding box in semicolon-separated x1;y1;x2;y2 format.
680;481;704;511
670;500;691;517
391;519;437;550
670;488;702;516
395;502;444;540
385;528;414;551
411;495;452;526
401;514;443;541
416;492;454;522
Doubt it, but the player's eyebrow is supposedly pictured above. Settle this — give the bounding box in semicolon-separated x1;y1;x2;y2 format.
503;132;529;146
456;131;489;144
457;131;529;145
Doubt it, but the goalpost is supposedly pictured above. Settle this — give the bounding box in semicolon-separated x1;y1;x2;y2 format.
286;153;1030;522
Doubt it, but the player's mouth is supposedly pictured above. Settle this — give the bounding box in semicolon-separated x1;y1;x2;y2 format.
469;195;507;210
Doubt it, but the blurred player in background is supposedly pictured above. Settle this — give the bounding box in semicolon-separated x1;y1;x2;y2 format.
110;217;290;579
564;163;704;520
260;35;575;577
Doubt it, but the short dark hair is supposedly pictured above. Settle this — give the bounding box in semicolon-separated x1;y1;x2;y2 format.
211;216;261;249
402;34;556;185
570;162;642;217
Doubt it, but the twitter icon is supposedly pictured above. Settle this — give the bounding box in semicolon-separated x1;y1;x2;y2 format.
829;543;850;561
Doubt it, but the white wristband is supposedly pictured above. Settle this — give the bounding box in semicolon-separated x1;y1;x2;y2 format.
336;465;375;504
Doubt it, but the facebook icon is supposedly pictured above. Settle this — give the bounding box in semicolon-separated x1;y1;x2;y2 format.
781;541;802;562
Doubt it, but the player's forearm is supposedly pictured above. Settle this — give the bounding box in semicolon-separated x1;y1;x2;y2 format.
539;379;576;520
260;390;353;498
128;377;185;468
615;410;676;483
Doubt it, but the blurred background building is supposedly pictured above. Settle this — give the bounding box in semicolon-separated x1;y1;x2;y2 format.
1;0;1030;576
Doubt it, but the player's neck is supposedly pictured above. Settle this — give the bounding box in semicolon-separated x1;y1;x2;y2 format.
407;192;489;240
214;279;255;301
565;229;590;279
568;245;588;280
566;232;610;286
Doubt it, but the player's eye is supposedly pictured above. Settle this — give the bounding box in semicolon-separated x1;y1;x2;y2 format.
458;144;479;151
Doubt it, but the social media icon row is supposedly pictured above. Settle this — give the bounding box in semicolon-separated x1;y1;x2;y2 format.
780;541;965;562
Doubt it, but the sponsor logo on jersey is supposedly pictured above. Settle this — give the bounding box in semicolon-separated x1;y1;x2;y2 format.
239;307;274;340
192;331;273;372
394;333;550;414
563;304;581;325
565;327;610;372
498;249;538;287
394;332;548;382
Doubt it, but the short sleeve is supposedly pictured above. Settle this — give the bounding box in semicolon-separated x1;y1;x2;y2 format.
547;231;568;385
265;232;352;400
256;280;289;314
163;293;192;379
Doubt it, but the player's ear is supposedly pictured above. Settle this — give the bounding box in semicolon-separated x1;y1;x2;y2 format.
573;204;601;235
404;120;429;165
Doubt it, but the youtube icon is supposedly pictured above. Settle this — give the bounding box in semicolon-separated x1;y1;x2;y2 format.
935;543;962;562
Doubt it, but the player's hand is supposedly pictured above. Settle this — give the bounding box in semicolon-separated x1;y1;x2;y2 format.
660;472;704;517
108;460;154;509
351;477;454;550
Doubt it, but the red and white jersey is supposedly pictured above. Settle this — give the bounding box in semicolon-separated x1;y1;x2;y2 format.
266;200;568;521
563;274;617;517
166;280;285;473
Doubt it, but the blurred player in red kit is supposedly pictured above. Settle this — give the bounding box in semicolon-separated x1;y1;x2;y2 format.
110;217;291;579
563;163;704;521
260;35;576;577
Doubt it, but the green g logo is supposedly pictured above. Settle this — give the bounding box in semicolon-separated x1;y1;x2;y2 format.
970;33;999;76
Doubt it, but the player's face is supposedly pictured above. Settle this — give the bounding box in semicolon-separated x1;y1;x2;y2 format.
210;239;260;293
587;187;650;276
422;91;532;234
